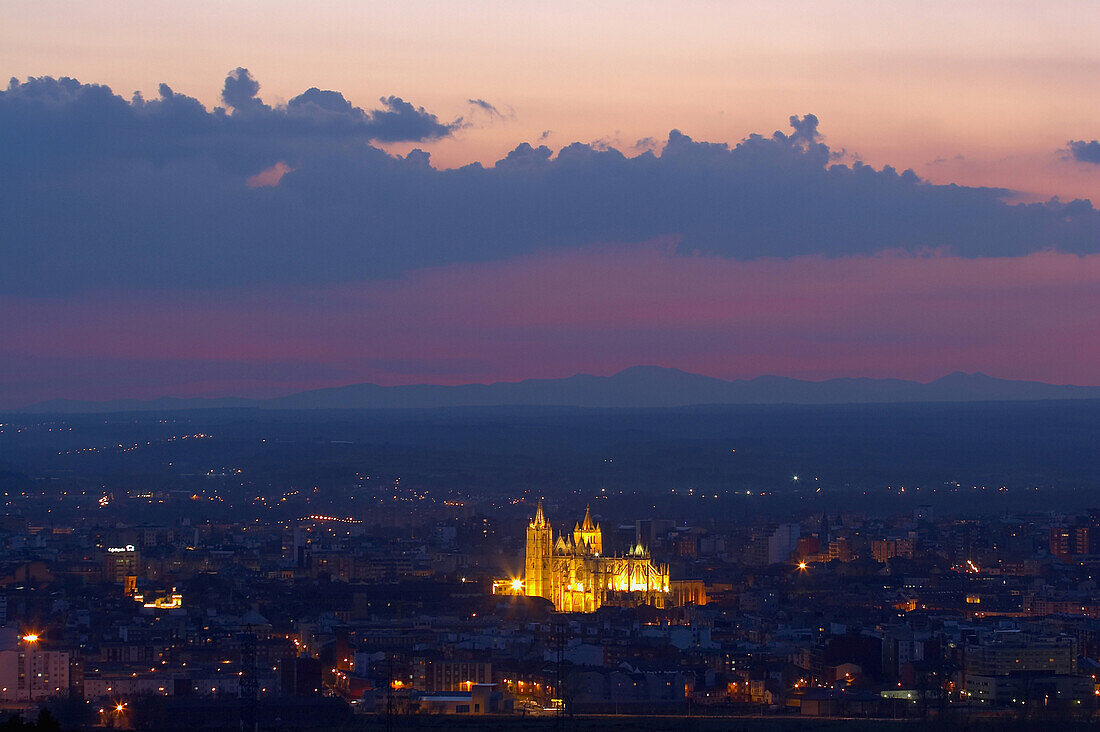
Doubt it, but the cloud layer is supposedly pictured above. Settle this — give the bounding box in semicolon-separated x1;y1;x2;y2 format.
2;72;1098;297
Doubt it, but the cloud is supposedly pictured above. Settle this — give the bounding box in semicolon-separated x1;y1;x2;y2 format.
1068;139;1100;164
0;68;459;175
786;113;820;144
590;134;623;151
1;71;1099;297
467;98;512;121
366;95;460;142
494;142;553;170
287;87;355;115
221;67;264;112
283;87;458;142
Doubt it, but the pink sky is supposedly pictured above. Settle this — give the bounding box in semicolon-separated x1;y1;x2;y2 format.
2;247;1097;406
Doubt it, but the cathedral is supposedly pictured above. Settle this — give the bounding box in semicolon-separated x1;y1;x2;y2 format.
520;502;669;612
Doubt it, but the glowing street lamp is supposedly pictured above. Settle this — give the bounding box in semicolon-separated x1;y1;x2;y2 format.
21;633;41;702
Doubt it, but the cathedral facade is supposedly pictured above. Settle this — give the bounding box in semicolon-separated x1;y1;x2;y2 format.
522;503;669;612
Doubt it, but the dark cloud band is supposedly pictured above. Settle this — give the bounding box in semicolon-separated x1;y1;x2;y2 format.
1;73;1098;296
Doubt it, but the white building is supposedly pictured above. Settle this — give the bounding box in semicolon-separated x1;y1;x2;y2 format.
768;523;801;564
0;630;70;701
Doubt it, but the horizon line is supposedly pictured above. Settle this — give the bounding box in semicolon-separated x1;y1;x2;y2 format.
9;367;1100;413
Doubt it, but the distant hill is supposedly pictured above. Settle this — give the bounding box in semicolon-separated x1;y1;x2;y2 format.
15;366;1100;414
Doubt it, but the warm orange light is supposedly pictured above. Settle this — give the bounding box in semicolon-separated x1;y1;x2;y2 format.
22;634;39;643
797;561;808;571
115;703;125;712
510;579;523;591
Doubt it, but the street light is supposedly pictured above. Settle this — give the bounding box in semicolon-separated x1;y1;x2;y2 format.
21;632;41;702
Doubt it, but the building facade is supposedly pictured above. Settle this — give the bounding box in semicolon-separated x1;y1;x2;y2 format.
0;634;71;701
965;634;1077;677
522;504;669;612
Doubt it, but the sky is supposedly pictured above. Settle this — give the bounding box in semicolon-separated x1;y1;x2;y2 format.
1;1;1099;406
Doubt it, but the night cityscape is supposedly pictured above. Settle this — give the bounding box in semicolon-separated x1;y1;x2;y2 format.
3;1;1100;729
0;404;1098;730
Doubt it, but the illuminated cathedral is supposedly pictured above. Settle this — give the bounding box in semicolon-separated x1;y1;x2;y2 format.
519;502;669;612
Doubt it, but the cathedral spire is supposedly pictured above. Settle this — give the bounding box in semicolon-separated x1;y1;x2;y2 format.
581;505;595;531
533;500;547;528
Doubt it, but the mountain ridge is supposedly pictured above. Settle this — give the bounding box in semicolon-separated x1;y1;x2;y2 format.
13;367;1100;414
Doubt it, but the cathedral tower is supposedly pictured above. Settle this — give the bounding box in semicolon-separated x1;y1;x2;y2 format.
572;505;603;554
524;500;552;598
